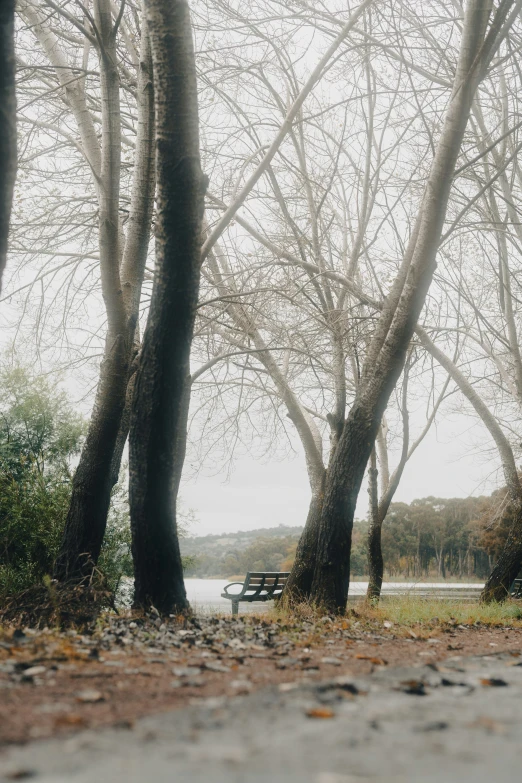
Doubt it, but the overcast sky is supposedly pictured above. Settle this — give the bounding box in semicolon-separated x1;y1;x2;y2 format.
181;409;504;537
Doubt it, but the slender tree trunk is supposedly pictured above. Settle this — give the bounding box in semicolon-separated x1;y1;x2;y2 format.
0;0;16;291
366;449;383;601
307;0;496;613
129;0;206;614
55;336;131;580
55;9;155;581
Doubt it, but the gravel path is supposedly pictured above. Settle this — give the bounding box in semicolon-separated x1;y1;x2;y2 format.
2;649;522;782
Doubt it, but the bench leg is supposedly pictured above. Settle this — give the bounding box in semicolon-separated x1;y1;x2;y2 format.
232;601;239;616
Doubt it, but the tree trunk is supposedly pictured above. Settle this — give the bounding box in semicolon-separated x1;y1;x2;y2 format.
129;0;205;614
0;0;16;291
307;0;495;613
482;506;522;602
55;335;131;579
283;477;325;604
55;10;155;581
366;450;383;601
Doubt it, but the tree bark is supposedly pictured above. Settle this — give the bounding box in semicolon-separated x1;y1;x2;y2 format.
482;515;522;602
55;8;155;581
283;477;326;604
307;0;496;613
366;449;382;601
129;0;205;614
0;0;16;292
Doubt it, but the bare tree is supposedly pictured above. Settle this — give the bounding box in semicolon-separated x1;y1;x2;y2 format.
289;0;515;612
129;0;206;614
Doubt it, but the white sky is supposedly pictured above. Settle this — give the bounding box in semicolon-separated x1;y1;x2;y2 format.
181;410;504;536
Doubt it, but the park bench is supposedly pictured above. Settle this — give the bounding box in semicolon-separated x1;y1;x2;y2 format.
511;578;522;598
221;571;290;615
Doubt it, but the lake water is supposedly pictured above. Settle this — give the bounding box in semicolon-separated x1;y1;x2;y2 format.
119;578;485;613
184;578;485;613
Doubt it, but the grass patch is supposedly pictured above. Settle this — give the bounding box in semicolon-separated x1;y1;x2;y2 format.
349;596;522;632
264;595;522;635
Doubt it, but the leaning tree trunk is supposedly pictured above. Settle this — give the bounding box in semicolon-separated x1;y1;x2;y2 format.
129;0;206;614
54;9;155;581
307;0;497;613
0;0;16;291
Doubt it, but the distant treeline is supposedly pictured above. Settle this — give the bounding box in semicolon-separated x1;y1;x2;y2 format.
182;493;512;580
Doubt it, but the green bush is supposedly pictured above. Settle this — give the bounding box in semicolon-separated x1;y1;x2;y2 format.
0;365;85;598
0;363;199;601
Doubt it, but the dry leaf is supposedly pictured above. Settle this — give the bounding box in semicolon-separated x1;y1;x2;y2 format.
354;654;386;665
468;716;506;734
399;679;426;695
54;713;87;729
306;707;335;719
480;678;508;688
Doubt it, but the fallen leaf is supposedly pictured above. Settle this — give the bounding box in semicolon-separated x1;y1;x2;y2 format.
480;678;508;687
399;679;426;695
54;713;87;729
306;707;335;719
468;716;506;734
354;654;386;665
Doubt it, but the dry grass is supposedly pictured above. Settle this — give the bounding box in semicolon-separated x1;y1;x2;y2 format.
267;595;522;634
0;575;117;630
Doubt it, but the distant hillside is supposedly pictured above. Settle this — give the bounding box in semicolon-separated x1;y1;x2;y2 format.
180;524;303;577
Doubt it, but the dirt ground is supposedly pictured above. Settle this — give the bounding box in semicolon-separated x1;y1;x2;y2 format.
1;611;520;746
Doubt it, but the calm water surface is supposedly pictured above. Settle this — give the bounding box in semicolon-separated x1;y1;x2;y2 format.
119;578;484;612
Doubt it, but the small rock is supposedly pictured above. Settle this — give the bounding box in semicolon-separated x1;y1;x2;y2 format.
172;667;202;677
21;666;47;680
383;621;393;629
321;657;342;666
76;689;104;703
203;662;231;673
230;679;252;693
183;677;207;687
279;682;299;692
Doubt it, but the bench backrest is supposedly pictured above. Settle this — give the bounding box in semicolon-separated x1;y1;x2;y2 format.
242;571;290;599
